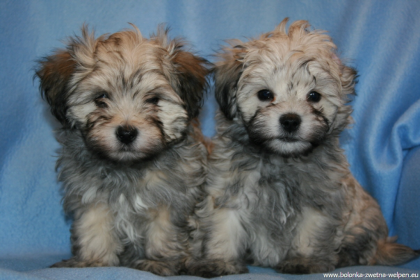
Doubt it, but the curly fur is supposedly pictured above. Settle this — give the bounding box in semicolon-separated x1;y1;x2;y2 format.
35;24;208;276
186;18;418;277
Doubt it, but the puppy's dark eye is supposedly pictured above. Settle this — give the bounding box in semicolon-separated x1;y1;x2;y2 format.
307;91;321;103
94;92;109;108
146;97;159;105
257;90;274;101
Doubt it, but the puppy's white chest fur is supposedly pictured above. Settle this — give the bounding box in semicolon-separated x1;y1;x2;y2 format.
111;168;181;243
114;191;148;243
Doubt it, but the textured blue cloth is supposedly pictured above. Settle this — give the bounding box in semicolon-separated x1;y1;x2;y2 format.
0;0;419;279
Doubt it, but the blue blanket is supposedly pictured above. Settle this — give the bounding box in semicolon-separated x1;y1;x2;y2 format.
0;0;419;279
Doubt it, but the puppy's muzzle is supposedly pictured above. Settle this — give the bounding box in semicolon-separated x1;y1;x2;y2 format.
280;113;301;133
116;125;138;145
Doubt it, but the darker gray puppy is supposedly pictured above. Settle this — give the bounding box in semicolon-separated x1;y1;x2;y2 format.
36;25;208;276
187;19;418;277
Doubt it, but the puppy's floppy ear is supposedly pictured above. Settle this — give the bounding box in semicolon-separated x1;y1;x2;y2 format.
171;48;209;119
213;44;246;120
35;26;99;127
35;49;76;126
330;53;358;132
339;64;358;98
331;53;358;97
153;26;208;119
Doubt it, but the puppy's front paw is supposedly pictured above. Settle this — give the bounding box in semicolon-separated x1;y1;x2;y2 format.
134;259;180;276
51;257;107;268
276;258;335;274
186;259;248;278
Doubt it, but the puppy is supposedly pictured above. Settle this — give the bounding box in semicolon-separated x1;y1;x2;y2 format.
187;19;418;276
35;25;208;276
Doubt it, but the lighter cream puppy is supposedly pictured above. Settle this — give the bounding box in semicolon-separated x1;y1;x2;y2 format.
186;19;418;277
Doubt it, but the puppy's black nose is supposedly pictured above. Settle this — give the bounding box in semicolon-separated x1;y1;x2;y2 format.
280;113;301;133
116;126;138;144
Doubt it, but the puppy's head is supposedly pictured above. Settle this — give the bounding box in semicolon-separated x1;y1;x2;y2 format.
214;18;357;157
36;25;208;161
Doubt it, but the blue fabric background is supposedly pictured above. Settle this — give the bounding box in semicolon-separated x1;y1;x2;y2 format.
0;0;419;279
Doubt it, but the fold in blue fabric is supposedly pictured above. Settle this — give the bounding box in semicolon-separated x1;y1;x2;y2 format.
0;0;419;279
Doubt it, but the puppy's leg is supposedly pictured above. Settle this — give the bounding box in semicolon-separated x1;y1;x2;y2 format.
187;198;249;277
276;207;339;274
339;176;418;267
132;207;185;276
276;256;337;274
52;202;122;267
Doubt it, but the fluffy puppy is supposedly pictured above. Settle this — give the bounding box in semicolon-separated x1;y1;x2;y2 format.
35;25;208;276
187;19;418;276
